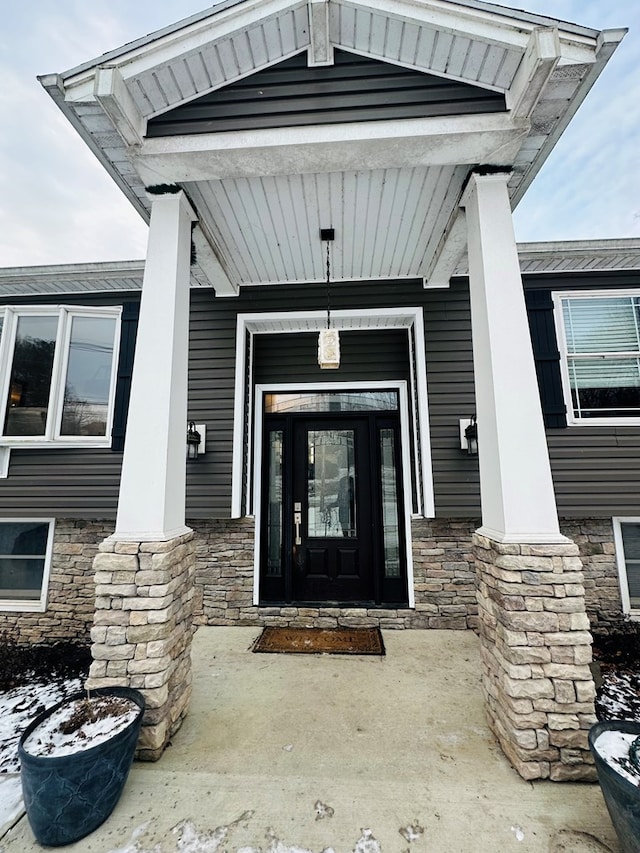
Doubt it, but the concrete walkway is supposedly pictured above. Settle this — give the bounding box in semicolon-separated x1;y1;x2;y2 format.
3;627;619;852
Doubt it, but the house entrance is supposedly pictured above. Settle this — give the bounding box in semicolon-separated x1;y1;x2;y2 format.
259;391;408;606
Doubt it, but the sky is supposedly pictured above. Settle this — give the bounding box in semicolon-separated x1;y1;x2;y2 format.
0;0;638;269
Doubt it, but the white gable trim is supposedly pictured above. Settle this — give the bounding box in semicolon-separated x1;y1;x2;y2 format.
231;308;434;522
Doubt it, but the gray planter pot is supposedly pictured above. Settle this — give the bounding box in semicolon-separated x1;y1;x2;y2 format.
18;686;145;847
589;720;640;853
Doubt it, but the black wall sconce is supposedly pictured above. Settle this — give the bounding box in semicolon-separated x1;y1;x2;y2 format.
460;416;478;455
187;421;206;459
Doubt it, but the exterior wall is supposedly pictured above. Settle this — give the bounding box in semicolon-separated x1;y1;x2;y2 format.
0;519;113;643
191;517;479;629
560;519;624;631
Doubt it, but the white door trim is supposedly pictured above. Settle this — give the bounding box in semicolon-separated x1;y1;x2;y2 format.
253;380;416;608
232;307;434;520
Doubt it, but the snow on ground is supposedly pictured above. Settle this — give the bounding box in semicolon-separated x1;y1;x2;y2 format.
0;676;82;835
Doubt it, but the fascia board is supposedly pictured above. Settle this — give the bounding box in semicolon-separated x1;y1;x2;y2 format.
511;27;627;209
57;0;306;91
37;74;150;223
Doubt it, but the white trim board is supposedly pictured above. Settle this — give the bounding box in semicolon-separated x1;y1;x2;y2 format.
231;307;435;520
613;517;640;620
252;380;416;608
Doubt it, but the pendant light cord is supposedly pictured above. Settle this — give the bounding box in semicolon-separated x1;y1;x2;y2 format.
325;239;332;329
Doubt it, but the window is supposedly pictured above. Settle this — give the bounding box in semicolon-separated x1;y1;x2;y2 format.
554;292;640;424
0;519;54;611
0;307;121;445
613;518;640;617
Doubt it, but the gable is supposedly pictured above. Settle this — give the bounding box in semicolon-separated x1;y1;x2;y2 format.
147;49;507;137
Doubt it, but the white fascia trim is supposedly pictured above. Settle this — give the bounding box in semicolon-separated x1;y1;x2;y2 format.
552;288;640;427
135;113;528;182
612;517;640;618
231;307;434;519
341;0;599;56
58;0;308;101
0;518;55;613
251;380;416;607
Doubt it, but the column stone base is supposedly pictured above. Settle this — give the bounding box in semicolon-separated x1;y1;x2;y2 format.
473;532;597;781
87;531;196;761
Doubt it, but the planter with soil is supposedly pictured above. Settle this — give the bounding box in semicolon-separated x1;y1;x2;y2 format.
589;720;640;853
18;686;145;847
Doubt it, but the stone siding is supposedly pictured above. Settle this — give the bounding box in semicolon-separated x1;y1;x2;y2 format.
0;519;113;644
86;531;196;761
560;519;624;631
474;533;597;782
192;517;479;628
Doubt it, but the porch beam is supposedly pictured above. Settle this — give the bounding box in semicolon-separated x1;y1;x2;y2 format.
424;208;467;289
308;0;334;66
506;27;561;120
114;190;196;540
191;224;238;297
462;171;565;544
93;66;146;146
133;114;530;182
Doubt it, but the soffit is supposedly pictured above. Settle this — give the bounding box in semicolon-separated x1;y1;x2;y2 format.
40;0;624;293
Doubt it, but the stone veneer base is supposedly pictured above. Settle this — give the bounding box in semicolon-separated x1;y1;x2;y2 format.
86;531;196;761
474;532;597;781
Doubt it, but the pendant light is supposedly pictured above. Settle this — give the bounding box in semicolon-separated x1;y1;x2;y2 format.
318;228;340;369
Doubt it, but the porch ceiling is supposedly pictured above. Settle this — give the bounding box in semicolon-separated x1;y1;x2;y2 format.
39;0;625;295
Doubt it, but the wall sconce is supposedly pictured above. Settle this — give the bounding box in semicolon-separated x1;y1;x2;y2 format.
459;416;478;455
187;422;206;459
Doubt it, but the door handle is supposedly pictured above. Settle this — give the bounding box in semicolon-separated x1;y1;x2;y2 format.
294;502;302;545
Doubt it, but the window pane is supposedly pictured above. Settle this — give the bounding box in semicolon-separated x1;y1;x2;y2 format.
60;316;116;436
4;315;58;436
266;430;283;577
380;429;401;578
0;522;49;602
563;297;640;354
569;359;640;418
307;430;356;538
0;521;48;555
0;558;45;600
265;391;398;413
622;524;640;608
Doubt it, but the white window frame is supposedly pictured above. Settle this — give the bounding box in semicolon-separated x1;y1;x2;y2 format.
553;289;640;426
0;306;122;448
0;518;55;612
613;516;640;619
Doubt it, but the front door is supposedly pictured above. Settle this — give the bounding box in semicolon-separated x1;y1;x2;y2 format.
259;391;408;606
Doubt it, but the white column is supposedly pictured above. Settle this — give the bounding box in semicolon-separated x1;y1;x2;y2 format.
462;171;566;544
114;191;196;540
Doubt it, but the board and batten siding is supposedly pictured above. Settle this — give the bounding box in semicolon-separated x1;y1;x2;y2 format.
0;292;140;519
523;271;640;518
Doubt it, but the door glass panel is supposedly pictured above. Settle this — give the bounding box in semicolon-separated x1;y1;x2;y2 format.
266;430;283;577
4;315;58;436
307;430;356;538
380;428;401;578
266;391;398;413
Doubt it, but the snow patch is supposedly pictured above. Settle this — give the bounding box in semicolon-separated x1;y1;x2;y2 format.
594;730;640;787
511;825;525;841
399;822;424;842
314;800;334;821
0;775;24;838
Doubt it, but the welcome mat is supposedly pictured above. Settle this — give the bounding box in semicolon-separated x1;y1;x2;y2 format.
252;627;385;656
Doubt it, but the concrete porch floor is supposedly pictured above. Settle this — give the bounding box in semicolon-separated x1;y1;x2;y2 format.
3;627;620;852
